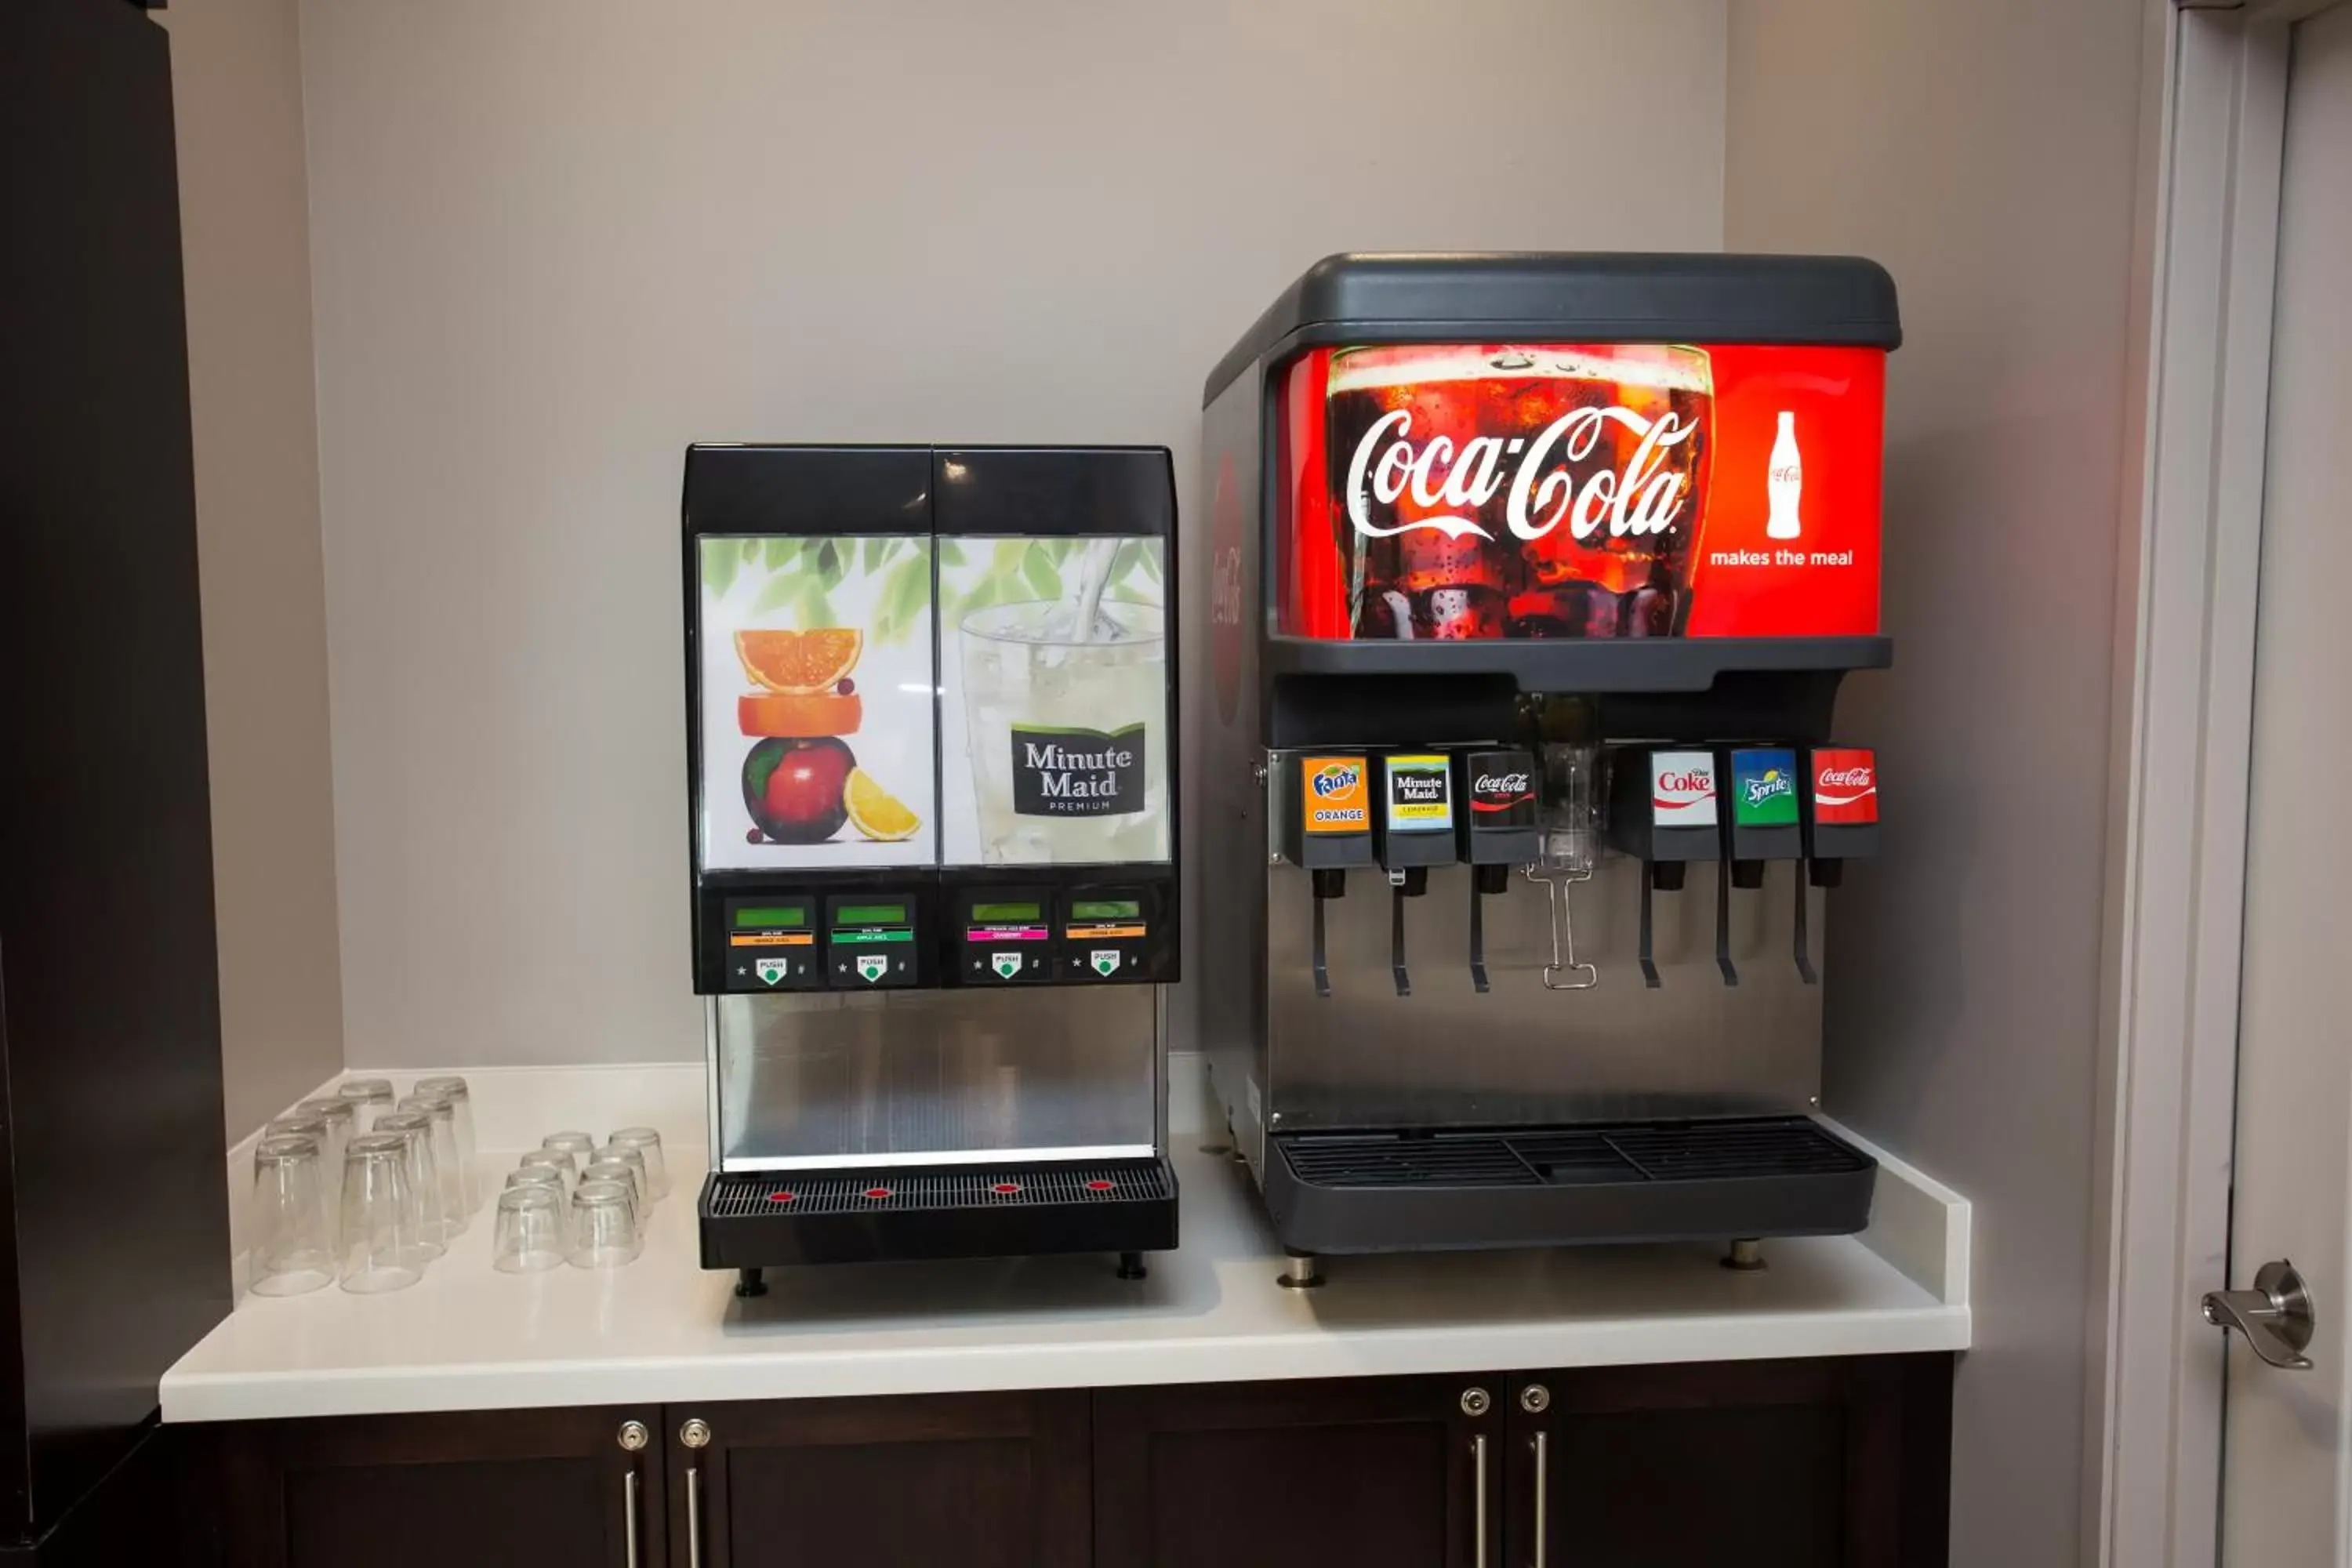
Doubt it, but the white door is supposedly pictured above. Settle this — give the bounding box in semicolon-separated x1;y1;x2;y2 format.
2220;4;2352;1559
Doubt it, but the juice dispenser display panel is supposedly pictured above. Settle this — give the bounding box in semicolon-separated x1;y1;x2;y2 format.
695;534;936;873
937;535;1171;867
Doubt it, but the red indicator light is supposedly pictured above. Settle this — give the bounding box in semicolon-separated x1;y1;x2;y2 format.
1086;1180;1115;1192
991;1181;1021;1195
862;1186;893;1200
766;1191;796;1204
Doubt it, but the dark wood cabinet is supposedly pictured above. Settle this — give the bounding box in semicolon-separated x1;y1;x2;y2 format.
665;1392;1089;1568
1504;1357;1952;1568
191;1356;1951;1568
212;1405;665;1568
1091;1373;1501;1568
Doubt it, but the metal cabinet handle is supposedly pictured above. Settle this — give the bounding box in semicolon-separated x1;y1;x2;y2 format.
1530;1431;1548;1568
2204;1258;2318;1370
1473;1433;1489;1568
681;1417;713;1568
624;1472;641;1568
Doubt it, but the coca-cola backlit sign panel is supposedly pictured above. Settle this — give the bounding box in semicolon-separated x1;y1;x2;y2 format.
1276;341;1886;641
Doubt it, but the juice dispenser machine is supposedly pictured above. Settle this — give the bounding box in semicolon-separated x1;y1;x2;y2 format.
1197;253;1898;1279
684;445;1179;1292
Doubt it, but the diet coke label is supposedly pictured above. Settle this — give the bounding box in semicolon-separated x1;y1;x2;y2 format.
1810;749;1879;825
1650;750;1719;829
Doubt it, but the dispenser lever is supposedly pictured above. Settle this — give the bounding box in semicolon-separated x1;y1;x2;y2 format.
1715;858;1738;987
1792;862;1818;985
1388;870;1411;997
1638;871;1661;989
1468;877;1490;995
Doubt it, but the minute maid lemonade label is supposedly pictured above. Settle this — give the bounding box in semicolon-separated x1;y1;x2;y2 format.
1382;754;1453;833
1301;756;1370;835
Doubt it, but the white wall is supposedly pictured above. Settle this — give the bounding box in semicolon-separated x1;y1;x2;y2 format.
1723;3;2146;1563
162;0;347;1138
299;0;1730;1067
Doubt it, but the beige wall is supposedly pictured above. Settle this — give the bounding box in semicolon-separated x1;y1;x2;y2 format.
297;0;1730;1067
1724;2;2145;1563
162;0;346;1137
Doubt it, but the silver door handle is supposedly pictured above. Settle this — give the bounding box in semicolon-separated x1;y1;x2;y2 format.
2204;1258;2317;1370
624;1472;640;1568
1530;1430;1548;1568
1472;1433;1489;1568
687;1467;703;1568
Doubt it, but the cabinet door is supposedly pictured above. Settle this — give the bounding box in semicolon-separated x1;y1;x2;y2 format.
212;1406;666;1568
1092;1374;1506;1568
1504;1355;1953;1568
665;1392;1089;1568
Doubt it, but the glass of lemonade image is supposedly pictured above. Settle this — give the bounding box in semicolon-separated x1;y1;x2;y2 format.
960;592;1167;865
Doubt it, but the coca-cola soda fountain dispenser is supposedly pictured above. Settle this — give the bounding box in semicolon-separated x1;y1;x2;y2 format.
1196;253;1897;1280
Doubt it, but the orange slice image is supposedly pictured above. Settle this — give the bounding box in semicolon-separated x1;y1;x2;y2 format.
735;628;862;694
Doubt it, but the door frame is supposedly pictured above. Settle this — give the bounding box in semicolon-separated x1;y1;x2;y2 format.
2091;2;2333;1563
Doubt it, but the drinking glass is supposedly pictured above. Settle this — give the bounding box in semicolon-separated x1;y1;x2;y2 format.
568;1180;641;1268
294;1097;358;1198
248;1134;334;1297
582;1157;646;1232
594;1145;650;1210
491;1185;567;1273
414;1076;477;1210
607;1127;669;1201
336;1077;396;1133
397;1094;468;1236
339;1135;423;1294
543;1131;596;1167
518;1148;577;1200
372;1111;446;1262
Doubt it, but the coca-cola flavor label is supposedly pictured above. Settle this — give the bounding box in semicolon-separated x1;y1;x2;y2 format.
1382;754;1453;833
1650;751;1719;829
1301;756;1370;835
1730;748;1801;828
1464;750;1536;829
1810;749;1879;824
1276;342;1886;640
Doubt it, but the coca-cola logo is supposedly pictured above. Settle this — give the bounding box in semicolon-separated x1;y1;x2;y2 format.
1473;772;1530;796
1657;771;1712;795
1818;766;1875;789
1344;406;1698;544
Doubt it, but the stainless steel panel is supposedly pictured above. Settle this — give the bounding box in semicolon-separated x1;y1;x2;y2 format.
1264;856;1824;1130
715;985;1160;1170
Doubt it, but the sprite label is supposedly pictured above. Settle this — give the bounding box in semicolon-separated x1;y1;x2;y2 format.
1730;749;1801;828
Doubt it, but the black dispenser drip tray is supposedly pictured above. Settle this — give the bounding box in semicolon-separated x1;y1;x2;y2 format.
1265;1116;1874;1254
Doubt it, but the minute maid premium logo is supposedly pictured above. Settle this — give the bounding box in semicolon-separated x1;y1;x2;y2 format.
1008;724;1145;818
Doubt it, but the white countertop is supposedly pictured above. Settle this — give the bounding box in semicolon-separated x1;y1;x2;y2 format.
164;1062;1969;1422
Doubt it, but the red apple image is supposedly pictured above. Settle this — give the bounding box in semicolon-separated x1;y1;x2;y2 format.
742;736;854;844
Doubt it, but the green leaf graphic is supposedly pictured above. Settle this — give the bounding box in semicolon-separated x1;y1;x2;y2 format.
1022;542;1061;601
700;539;739;599
763;538;798;572
860;537;887;575
939;540;967;568
752;571;800;618
742;539;761;565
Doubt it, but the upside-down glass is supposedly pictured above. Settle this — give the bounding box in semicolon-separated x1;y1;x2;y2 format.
248;1134;335;1297
593;1145;650;1210
372;1111;446;1263
606;1127;670;1201
397;1093;468;1236
294;1097;358;1206
543;1131;596;1167
582;1157;645;1232
336;1077;396;1133
492;1185;568;1273
517;1148;578;1201
413;1076;477;1210
339;1134;423;1294
505;1167;568;1240
567;1180;641;1268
